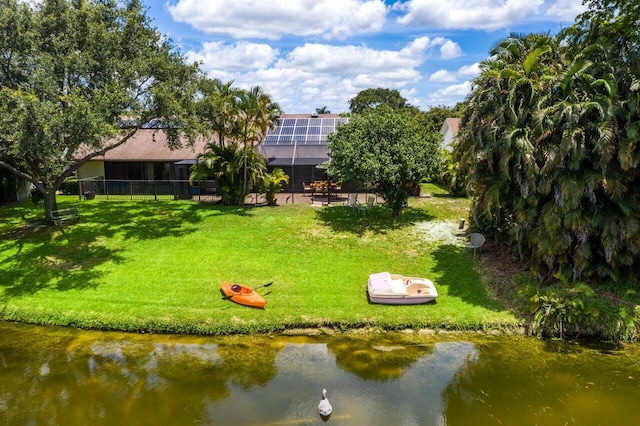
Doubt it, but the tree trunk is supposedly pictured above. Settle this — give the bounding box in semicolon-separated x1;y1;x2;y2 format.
43;189;59;224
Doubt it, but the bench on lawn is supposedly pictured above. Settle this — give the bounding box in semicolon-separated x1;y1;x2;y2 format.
50;208;79;225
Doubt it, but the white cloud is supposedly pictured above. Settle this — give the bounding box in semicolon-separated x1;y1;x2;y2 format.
186;42;279;72
396;0;544;31
186;34;468;112
429;70;457;82
279;37;445;74
187;37;459;113
457;63;481;76
429;63;480;82
440;40;462;59
424;81;473;106
168;0;388;40
545;0;588;22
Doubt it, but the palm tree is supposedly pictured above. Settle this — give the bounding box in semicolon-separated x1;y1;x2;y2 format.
190;142;266;205
462;27;640;284
236;86;282;197
315;106;330;114
459;33;562;272
532;42;624;281
462;35;556;217
197;78;240;148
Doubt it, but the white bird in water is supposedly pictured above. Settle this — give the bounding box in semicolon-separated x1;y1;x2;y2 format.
317;388;333;417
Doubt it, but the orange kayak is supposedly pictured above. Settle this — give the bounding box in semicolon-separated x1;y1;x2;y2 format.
220;282;266;308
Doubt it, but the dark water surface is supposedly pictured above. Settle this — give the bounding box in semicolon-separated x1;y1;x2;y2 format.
1;322;639;425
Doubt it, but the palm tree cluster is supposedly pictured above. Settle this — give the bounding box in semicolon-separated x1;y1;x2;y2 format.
456;0;640;285
190;79;283;205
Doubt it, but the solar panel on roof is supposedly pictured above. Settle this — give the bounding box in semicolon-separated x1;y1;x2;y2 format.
263;116;349;146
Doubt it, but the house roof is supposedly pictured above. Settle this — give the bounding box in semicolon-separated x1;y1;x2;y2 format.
256;113;348;166
440;117;461;137
263;113;349;146
84;113;346;166
87;130;209;162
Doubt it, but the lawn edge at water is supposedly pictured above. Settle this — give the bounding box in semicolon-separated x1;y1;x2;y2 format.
0;187;525;337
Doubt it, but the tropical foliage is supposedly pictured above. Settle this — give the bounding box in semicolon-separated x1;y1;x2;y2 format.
191;81;280;205
196;78;241;149
190;143;266;205
328;107;442;215
456;0;640;285
260;168;289;206
0;0;200;222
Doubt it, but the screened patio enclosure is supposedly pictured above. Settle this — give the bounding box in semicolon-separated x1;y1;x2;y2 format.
256;114;350;192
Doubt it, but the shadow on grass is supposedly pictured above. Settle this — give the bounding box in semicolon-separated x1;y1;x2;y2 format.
0;200;259;301
0;222;126;301
431;244;507;312
314;204;436;236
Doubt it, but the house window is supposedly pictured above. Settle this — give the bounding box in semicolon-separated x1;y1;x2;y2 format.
105;162;144;180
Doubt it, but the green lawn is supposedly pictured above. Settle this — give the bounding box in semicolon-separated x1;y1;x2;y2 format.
0;185;519;334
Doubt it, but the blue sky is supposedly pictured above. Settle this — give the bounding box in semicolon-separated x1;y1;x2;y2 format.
146;0;587;114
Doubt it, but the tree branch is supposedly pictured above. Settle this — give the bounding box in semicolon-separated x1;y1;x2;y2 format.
0;160;36;185
56;128;140;184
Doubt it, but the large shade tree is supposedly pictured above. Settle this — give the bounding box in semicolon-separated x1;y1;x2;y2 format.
348;88;414;114
0;0;200;222
457;0;640;284
328;107;442;215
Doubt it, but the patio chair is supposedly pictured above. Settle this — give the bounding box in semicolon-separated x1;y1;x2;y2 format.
357;196;375;215
302;181;312;196
465;233;485;256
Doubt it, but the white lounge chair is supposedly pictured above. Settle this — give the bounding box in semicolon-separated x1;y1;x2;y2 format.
465;233;485;255
357;196;375;215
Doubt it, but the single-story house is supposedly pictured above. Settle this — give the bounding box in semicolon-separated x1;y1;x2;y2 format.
75;113;350;194
440;117;461;152
76;130;208;181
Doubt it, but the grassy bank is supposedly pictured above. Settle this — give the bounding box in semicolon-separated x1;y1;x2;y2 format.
0;185;520;335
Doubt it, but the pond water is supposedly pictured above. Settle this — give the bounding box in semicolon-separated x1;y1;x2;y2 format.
1;322;639;425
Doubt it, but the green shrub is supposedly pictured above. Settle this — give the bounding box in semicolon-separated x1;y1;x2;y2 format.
260;168;289;205
59;178;79;195
30;187;43;205
521;276;640;341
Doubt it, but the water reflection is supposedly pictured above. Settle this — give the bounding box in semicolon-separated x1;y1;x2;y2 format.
327;338;435;381
1;323;639;425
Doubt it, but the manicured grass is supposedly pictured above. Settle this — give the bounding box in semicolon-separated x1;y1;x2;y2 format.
0;185;519;334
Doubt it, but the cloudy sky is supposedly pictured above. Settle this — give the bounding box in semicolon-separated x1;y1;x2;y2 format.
146;0;587;114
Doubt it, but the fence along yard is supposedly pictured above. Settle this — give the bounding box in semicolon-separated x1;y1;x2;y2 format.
78;179;218;201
